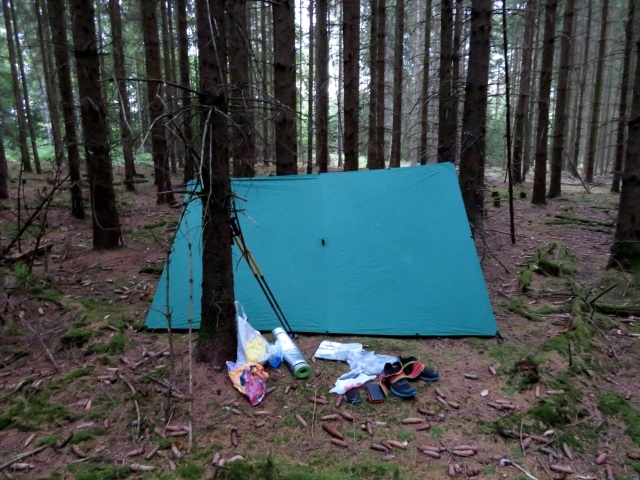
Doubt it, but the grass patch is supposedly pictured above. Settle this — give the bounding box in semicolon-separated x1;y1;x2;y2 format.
140;264;164;275
49;365;95;390
61;326;93;348
69;429;102;445
215;455;401;480
598;393;640;445
94;332;127;354
0;395;78;431
69;463;131;480
176;462;206;479
36;435;60;447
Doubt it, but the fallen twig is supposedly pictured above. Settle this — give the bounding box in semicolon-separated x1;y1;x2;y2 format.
133;347;169;369
0;446;46;471
18;312;60;373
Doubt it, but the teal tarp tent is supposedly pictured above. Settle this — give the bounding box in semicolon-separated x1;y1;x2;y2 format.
146;163;497;336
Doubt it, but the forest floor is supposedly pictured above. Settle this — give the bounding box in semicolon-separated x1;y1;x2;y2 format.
1;163;640;480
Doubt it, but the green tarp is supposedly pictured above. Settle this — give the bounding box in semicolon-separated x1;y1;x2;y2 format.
145;163;497;336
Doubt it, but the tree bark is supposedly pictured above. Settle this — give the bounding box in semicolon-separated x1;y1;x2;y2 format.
547;0;575;198
316;0;329;173
572;0;592;177
159;0;176;174
609;27;640;270
372;0;386;168
141;0;175;203
306;0;315;173
35;0;63;168
177;0;195;181
229;0;256;178
69;0;123;248
343;0;360;171
389;0;404;168
47;0;85;219
367;0;378;169
0;123;8;199
450;0;463;163
437;0;455;163
585;0;609;183
511;0;536;183
260;1;272;165
108;0;136;191
458;0;492;230
419;0;433;165
531;0;557;205
611;0;635;193
195;0;236;365
2;0;32;173
272;0;298;175
9;0;41;173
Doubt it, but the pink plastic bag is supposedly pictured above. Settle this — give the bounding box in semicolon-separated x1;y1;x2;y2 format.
226;361;270;406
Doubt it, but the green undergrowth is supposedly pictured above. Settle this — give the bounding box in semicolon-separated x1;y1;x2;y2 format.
214;455;401;480
48;365;95;390
68;463;131;480
0;394;78;431
507;297;571;322
598;392;640;445
519;243;576;292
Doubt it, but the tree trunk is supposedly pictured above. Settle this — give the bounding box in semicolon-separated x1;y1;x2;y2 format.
451;0;463;163
47;0;85;219
523;4;543;181
342;0;359;172
609;27;640;270
0;124;8;199
10;0;41;173
177;0;195;181
336;4;343;169
373;0;386;168
227;0;256;177
261;0;272;165
548;0;575;198
229;0;256;178
35;0;63;168
511;0;536;183
437;0;455;163
585;0;609;183
611;0;635;193
531;0;557;205
195;0;236;365
419;0;433;165
2;0;32;173
389;0;404;168
306;0;315;173
69;0;123;249
572;0;592;177
160;0;176;175
273;0;298;175
458;0;492;230
367;0;378;169
141;0;175;203
108;0;136;191
316;0;329;173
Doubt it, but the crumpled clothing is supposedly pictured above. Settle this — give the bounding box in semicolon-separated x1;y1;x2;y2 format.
227;361;270;406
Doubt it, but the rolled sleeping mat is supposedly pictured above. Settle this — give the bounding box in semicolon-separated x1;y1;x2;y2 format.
272;327;312;379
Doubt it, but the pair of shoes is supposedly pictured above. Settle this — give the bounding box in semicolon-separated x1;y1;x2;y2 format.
379;361;417;399
397;356;440;382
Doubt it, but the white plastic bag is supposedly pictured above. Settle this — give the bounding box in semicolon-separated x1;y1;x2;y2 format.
346;350;398;375
314;341;364;361
235;301;269;365
329;369;376;395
